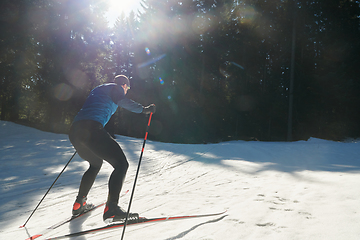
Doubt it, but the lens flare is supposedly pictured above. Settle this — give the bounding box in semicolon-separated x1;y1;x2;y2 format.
145;47;150;55
159;77;164;85
138;54;166;68
64;68;87;88
230;61;245;70
54;83;73;101
236;6;257;25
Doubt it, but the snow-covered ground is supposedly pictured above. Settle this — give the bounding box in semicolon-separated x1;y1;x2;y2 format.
1;120;360;240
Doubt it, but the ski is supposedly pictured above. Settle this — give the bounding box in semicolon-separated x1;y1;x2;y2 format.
26;202;105;240
25;190;129;240
45;210;227;239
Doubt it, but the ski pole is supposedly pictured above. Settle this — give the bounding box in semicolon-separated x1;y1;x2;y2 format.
121;112;153;240
20;151;77;228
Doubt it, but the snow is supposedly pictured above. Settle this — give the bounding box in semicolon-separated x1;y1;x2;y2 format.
1;120;360;240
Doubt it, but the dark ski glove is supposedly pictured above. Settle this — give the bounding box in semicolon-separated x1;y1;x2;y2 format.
142;104;156;114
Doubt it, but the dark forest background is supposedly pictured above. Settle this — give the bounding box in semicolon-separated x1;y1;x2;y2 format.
1;0;359;143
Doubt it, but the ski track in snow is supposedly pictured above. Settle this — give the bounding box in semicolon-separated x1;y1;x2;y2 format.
1;120;360;239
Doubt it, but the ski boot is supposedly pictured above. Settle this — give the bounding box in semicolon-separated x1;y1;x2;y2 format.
72;196;94;217
103;202;139;224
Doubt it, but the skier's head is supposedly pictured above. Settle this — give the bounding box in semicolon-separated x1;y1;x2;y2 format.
114;75;130;88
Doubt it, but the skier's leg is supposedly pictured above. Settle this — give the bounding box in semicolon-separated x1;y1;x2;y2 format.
83;127;129;204
69;121;103;199
75;147;103;199
70;120;129;203
69;120;134;222
84;136;139;223
69;122;104;215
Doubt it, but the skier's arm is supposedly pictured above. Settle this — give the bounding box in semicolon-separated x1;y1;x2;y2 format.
111;85;155;114
117;98;144;113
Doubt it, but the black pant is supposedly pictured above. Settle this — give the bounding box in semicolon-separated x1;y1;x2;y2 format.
69;120;128;204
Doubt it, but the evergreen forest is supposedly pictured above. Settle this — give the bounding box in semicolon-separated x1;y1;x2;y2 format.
1;0;360;143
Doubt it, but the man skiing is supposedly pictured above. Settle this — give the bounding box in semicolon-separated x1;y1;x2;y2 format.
69;75;156;223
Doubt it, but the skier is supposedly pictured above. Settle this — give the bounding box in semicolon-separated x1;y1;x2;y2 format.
68;75;156;223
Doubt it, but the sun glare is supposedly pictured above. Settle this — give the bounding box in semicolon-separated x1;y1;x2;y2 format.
109;0;134;12
106;0;142;26
108;0;142;16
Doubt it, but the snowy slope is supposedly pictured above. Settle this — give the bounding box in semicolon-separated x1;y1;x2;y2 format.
1;120;360;240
